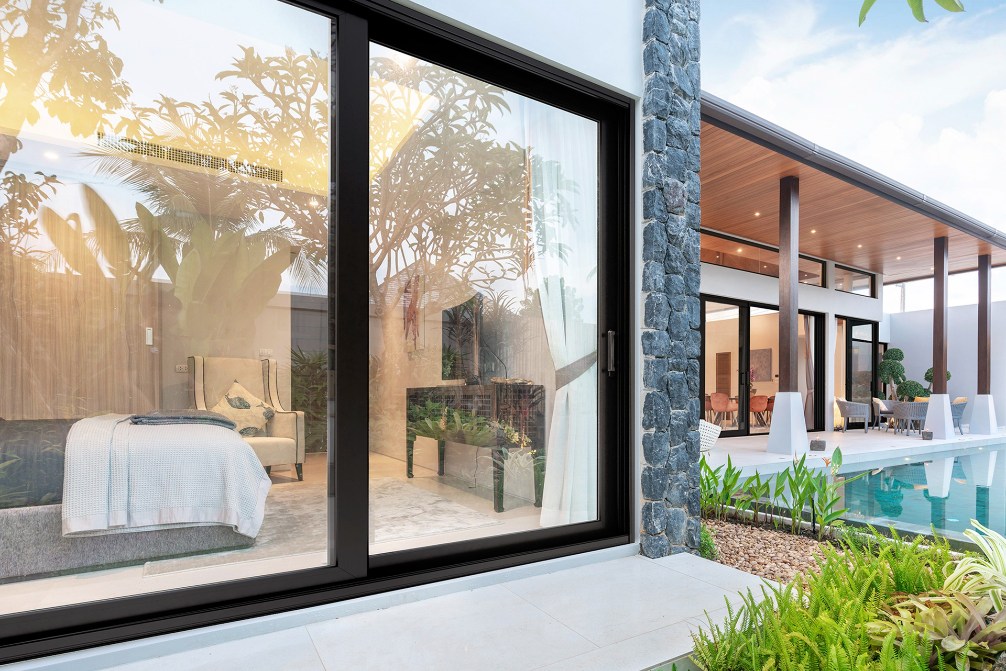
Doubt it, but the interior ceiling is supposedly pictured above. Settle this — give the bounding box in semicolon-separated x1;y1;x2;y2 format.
700;121;1006;284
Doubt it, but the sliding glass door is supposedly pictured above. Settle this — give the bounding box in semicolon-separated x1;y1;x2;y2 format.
0;2;630;661
701;296;824;438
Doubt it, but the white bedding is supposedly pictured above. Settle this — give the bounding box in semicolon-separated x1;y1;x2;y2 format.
62;414;271;538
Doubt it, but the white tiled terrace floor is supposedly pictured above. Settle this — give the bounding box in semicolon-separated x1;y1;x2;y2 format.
12;548;767;671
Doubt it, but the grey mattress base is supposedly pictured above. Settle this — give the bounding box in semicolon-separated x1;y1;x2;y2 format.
0;504;254;582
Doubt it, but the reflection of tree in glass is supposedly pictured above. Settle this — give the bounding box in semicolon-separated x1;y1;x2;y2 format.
0;0;135;174
369;56;528;316
98;45;330;289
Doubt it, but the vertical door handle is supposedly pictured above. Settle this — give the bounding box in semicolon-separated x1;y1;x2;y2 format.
606;330;616;377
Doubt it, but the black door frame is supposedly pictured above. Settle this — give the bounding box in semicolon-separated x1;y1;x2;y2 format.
841;316;880;429
0;1;633;663
700;294;826;437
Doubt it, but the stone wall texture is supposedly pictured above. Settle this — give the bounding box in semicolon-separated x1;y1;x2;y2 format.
639;0;702;558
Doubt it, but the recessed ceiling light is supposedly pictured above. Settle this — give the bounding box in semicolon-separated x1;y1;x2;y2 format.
43;151;59;160
896;256;902;260
810;229;816;234
754;212;761;217
857;244;862;248
737;247;743;253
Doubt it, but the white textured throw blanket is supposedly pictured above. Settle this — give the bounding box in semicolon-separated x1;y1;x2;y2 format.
62;414;271;538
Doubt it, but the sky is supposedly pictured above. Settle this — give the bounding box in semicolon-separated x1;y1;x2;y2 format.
700;0;1006;233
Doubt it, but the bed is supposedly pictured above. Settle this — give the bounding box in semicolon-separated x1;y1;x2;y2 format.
0;416;269;581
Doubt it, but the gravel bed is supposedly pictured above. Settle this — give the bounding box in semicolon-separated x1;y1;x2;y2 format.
704;518;827;584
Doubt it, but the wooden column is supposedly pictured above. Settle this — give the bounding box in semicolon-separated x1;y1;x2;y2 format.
979;253;992;395
933;236;949;395
779;176;799;393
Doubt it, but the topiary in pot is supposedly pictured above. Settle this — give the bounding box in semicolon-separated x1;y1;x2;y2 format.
897;380;927;401
878;348;907;400
924;366;952;392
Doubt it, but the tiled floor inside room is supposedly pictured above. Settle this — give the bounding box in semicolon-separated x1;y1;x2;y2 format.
13;550;767;671
0;451;542;615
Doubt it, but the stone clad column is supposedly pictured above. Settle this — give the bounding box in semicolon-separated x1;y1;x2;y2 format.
639;0;701;558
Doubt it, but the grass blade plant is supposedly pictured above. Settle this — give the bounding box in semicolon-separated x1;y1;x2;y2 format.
690;529;955;671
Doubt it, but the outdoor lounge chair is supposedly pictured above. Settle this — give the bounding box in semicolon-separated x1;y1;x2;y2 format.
836;398;870;433
872;397;895;431
699;419;721;453
892;400;929;435
951;399;968;435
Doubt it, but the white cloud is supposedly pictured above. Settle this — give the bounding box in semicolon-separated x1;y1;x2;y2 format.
703;3;1006;231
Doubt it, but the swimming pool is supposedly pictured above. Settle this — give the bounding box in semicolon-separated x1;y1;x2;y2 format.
841;453;1005;542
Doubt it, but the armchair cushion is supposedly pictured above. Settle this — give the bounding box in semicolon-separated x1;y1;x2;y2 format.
211;381;275;437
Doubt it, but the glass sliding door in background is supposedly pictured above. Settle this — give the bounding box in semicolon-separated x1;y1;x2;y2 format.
835;318;879;429
702;297;823;437
0;0;332;615
367;43;601;553
703;301;746;436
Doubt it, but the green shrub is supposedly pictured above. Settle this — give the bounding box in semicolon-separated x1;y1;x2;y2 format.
897;379;928;401
699;524;718;560
291;348;328;452
690;529;953;670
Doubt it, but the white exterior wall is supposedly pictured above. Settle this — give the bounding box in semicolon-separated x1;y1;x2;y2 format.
889;302;1006;428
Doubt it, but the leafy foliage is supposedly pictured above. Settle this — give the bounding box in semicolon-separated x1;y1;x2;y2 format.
700;449;863;540
898;379;929;401
691;530;955;670
925;367;953;390
868;591;1006;670
699;524;718;560
291;348;327;453
945;522;1006;613
859;0;965;26
879;348;908;400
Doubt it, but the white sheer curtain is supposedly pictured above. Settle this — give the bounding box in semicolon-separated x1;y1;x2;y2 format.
522;100;599;527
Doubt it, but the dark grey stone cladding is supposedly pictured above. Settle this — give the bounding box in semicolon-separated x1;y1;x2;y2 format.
640;0;701;558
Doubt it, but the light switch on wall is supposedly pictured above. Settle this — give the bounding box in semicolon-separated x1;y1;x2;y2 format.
145;327;154;346
175;364;188;374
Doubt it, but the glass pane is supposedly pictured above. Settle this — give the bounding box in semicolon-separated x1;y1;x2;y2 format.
704;302;743;432
747;308;778;436
798;314;817;430
851;323;872;341
851;341;875;408
368;44;599;553
834;319;847;428
834;266;874;296
699;232;824;287
798;257;825;287
0;0;331;615
700;234;777;277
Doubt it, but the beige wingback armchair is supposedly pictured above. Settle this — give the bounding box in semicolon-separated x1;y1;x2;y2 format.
188;356;305;480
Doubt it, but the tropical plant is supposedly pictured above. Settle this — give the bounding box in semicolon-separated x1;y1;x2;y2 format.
690;529;955;670
898;379;929;401
925;366;953;392
699;523;718;560
945;521;1006;613
867;591;1006;670
878;348;907;400
699;456;742;521
859;0;965;26
291;348;328;453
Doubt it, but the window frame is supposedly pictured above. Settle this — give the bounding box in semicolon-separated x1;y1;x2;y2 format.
0;1;633;663
833;263;877;298
700;229;827;288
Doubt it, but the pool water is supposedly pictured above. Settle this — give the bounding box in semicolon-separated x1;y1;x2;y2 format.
841;455;1003;541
